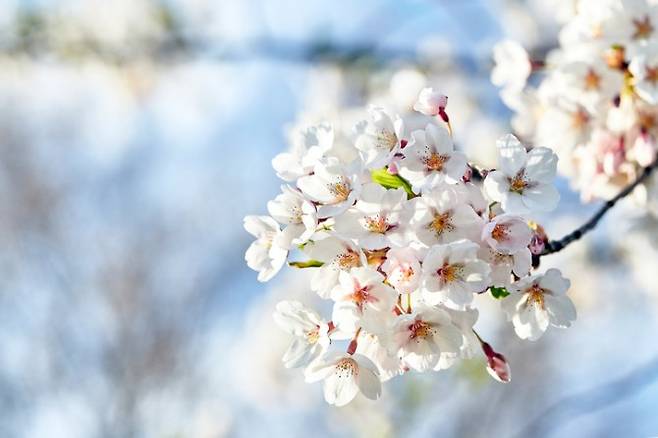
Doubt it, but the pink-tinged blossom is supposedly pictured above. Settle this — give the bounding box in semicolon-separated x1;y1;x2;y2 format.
501;268;576;341
413;87;448;116
481;214;533;255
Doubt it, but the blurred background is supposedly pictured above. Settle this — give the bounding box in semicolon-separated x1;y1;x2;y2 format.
1;0;658;437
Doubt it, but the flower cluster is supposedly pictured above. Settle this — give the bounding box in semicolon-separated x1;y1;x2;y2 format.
493;0;658;202
244;89;576;406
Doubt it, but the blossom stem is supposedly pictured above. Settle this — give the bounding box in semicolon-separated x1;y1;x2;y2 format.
541;157;658;257
406;293;412;314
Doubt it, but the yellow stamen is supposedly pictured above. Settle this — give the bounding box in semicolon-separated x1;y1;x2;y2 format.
424;152;449;171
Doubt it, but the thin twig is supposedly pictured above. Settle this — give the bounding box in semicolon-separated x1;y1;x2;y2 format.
541;157;658;256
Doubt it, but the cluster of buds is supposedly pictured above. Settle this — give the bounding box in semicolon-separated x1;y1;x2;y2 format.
244;89;576;406
493;0;658;203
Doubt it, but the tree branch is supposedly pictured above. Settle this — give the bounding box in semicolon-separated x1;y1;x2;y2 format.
541;157;658;257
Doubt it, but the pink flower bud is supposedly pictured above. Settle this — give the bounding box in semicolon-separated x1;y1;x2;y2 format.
529;234;545;255
482;342;511;383
347;338;358;355
388;160;400;175
633;133;657;167
413;87;448;116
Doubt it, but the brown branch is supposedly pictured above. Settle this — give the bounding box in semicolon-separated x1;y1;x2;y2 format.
541;157;658;257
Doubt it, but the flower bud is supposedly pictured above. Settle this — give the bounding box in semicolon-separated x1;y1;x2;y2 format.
413;87;448;116
482;342;511;383
633;133;657;167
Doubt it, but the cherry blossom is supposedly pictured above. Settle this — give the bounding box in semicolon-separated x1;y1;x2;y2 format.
421;240;491;308
267;185;318;249
297;157;362;218
483;134;560;214
355;106;405;169
412;87;448;117
243;215;288;282
334;183;409;249
305;352;381;407
501;268;576;341
481;214;533;255
391;305;463;372
399;123;467;190
273;301;331;368
330;267;397;334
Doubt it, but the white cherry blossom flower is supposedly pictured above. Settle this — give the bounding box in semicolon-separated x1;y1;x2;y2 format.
484;134;560;214
421;240;491;308
491;40;531;92
272;123;333;181
381;247;421;295
409;185;483;247
501;268;576;341
267;185;318;249
334;183;410;249
273;301;330;368
481;214;532;255
305;352;381;406
304;234;367;299
399;124;467;190
478;246;532;287
392;305;463;372
355;106;404;169
356;331;404;382
297;157;362;218
330;267;397;334
413;87;448;116
244;215;288;282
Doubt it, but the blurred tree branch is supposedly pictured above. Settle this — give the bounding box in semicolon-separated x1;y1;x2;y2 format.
515;354;658;437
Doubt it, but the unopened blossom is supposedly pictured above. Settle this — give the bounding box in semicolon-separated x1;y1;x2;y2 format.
267;185;318;249
399;123;468;190
297;157;362;218
633;132;657;166
484;134;560;214
304;234;367;299
421;240;491;308
330;267;397;334
481;214;532;254
413;87;448;117
502;268;576;341
272;123;333;181
491;40;532;92
409;184;483;247
481;341;511;383
355;106;405;169
334;183;409;249
273;301;330;368
391;305;463;372
305;352;381;406
244;215;288;282
380;247;421;295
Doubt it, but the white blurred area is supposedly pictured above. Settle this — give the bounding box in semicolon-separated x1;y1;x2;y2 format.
1;0;658;437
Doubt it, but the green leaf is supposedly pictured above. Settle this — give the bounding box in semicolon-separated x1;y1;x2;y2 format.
490;286;510;299
370;168;416;198
289;260;324;268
